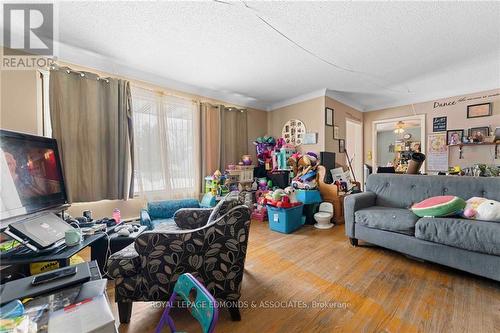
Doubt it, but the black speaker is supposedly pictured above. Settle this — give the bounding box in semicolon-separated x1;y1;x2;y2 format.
320;151;335;184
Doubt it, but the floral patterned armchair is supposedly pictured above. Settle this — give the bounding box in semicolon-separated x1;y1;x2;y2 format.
107;195;251;323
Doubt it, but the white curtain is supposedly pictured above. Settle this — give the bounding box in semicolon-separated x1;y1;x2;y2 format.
132;86;200;200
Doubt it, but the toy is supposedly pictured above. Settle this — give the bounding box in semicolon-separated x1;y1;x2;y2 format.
462;197;500;222
291;152;319;190
270;188;286;201
265;188;301;209
254;136;276;170
241;154;252;166
411;195;466;217
275;137;286;149
201;192;217;208
273;147;288;170
204;170;229;196
155;273;218;333
284;186;298;203
252;190;269;221
257;177;268;190
251;179;258;191
272;138;297;171
288;152;301;176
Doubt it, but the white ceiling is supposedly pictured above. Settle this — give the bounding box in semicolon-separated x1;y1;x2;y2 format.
51;1;500;111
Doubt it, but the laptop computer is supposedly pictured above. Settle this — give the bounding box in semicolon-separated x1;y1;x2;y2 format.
8;212;73;249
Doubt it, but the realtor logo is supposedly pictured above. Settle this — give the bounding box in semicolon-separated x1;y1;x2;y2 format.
3;3;53;55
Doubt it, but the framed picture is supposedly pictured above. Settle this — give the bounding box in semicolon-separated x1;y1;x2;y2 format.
446;129;464;145
339;139;345;153
467;103;492;118
325;108;334;126
333;126;340;139
303;132;318;145
469;127;490;143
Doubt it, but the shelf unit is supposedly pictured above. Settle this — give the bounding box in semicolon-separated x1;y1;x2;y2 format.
448;142;499;159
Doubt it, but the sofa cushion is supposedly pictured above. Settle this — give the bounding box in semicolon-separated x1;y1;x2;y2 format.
355;206;419;235
173;208;213;229
415;217;500;255
150;218;181;232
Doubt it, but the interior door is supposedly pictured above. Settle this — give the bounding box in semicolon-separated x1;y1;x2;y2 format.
346;119;363;188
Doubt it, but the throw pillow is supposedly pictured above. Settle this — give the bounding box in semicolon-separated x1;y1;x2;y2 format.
462;197;500;222
174;208;213;229
411;195;466;217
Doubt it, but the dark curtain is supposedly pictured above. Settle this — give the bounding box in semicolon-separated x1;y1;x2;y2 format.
49;67;134;202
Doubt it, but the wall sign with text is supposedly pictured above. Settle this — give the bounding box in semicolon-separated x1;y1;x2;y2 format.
433;116;447;132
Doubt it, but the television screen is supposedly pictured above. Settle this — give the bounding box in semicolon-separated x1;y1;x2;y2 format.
0;130;67;222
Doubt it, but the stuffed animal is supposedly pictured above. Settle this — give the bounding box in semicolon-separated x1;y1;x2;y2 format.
291;152;319;190
462;197;500;222
284;186;298;203
265;188;301;208
270;189;286;202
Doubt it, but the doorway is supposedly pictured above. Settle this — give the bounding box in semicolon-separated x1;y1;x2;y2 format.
371;114;426;173
345;119;363;188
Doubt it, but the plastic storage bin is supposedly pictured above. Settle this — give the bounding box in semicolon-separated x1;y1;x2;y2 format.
296;189;321;204
267;204;304;234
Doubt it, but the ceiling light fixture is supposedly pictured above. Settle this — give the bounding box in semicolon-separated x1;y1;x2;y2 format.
394;121;405;134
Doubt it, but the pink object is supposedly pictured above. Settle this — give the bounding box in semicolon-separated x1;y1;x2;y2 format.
411;195;455;209
112;208;121;223
463;208;476;218
241;155;252;165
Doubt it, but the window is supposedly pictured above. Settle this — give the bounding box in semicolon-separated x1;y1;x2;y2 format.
131;86;199;199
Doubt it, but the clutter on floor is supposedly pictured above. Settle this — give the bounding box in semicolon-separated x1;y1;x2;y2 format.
203;135;347;234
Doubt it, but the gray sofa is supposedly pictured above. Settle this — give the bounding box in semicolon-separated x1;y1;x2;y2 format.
344;174;500;281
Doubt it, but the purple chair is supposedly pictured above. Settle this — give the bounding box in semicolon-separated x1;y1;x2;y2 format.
155;273;219;333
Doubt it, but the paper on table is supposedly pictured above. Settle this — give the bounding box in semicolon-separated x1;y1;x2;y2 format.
48;295;116;333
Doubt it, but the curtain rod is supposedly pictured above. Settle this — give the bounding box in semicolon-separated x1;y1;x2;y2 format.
132;84;198;104
201;102;246;111
52;64;246;109
50;64;112;83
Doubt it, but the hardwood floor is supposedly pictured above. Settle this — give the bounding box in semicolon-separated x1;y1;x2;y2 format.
106;221;500;333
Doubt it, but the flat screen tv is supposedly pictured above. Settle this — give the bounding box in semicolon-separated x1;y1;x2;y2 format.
0;129;68;222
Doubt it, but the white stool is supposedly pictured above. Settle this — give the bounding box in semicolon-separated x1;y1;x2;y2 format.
314;202;334;229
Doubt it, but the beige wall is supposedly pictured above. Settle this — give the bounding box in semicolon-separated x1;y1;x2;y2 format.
267;96;364;168
363;89;500;170
1;70;41;134
268;96;325;154
324;96;364;167
246;108;268;163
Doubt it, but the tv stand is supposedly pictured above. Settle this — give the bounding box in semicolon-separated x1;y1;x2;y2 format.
0;228;114;279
